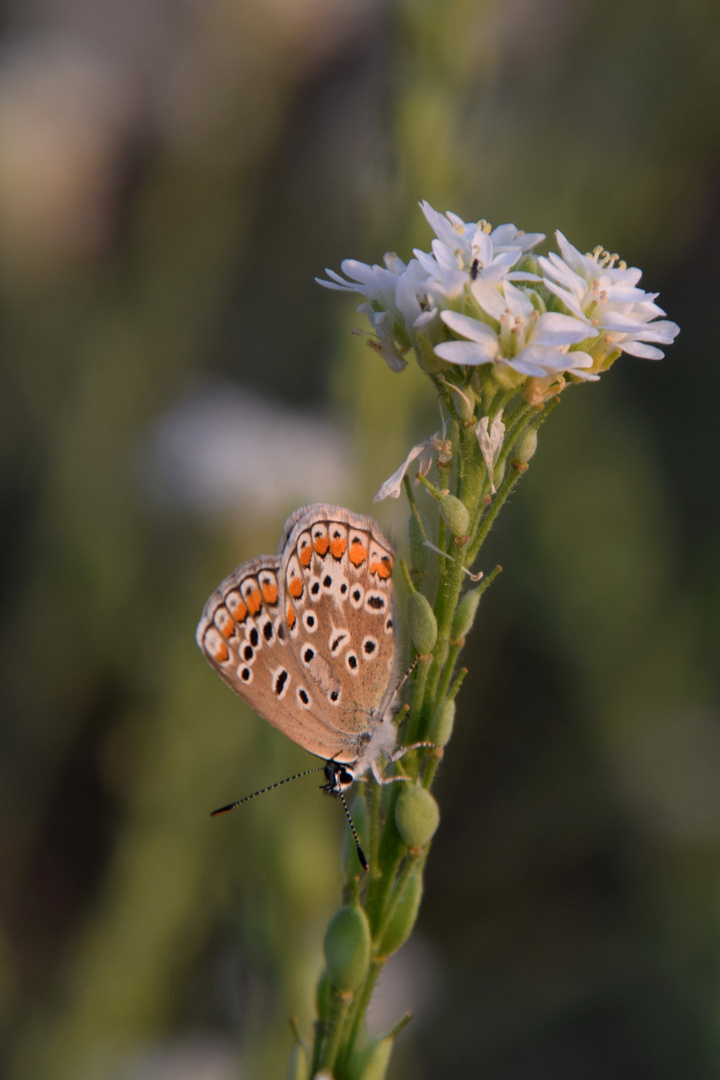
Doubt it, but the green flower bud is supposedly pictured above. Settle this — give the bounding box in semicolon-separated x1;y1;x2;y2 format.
514;427;538;463
315;968;334;1023
343;794;369;877
347;1035;394;1080
427;698;455;748
490;457;507;488
287;1040;309;1080
324;905;371;994
451;586;482;641
407;591;437;655
376;868;423;958
438;494;470;537
394;785;440;850
408;511;428;575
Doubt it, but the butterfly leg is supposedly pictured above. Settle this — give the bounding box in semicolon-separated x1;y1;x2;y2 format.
370;742;435;785
390;741;435;762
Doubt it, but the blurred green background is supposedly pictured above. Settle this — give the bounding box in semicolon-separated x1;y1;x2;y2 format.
1;0;718;1076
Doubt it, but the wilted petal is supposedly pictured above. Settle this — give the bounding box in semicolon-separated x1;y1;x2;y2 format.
373;434;436;501
476;413;505;493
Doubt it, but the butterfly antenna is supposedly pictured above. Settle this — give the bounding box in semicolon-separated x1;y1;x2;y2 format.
338;788;368;871
211;766;325;816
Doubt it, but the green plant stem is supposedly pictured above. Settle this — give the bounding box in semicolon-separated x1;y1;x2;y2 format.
306;384;563;1078
320;994;354;1074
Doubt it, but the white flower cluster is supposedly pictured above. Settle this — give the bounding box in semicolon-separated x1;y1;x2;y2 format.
317;202;679;387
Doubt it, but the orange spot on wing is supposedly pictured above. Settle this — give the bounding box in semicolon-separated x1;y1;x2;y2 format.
205;628;229;663
287;604;296;629
349;540;367;566
288;576;304;599
226;591;247;622
245;585;262;616
299;542;312;567
261;579;278;605
214;607;235;638
313;535;330;556
330;536;347;559
376;556;393;579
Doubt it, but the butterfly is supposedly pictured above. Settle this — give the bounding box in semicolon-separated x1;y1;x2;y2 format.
197;504;417;865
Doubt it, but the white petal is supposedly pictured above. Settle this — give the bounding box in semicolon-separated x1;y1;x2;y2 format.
502;281;535;319
476;413;505;492
532;312;595;346
441;309;499;345
616;340;665;359
470;279;507;320
542;277;586;320
434;340;497;365
420;201;466;252
513;343;581;373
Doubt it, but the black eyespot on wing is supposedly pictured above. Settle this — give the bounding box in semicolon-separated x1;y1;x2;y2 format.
323;574;332;588
243;644;254;661
303;646;315;664
329;689;340;703
306;614;316;627
363;639;377;655
299;688;309;705
311;582;320;596
340;583;348;594
352;588;361;601
367;595;384;610
263;621;274;641
249;627;260;646
277;624;286;640
347;653;358;671
240;667;252;682
274;669;288;695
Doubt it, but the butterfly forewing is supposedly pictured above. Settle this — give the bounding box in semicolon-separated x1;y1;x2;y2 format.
197;505;397;769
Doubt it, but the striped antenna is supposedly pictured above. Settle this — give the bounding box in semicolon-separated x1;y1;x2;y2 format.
338;787;368;872
210;766;325;816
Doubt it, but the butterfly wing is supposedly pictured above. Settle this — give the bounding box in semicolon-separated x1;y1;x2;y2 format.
196;551;364;763
280;506;397;759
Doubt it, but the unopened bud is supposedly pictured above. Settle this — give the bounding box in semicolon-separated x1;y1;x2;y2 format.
438;494;470;538
394;785;440;850
514;428;537;463
347;1035;394;1080
428;699;455;748
407;591;437;655
324;905;371;994
492;458;506;489
451;586;482;641
376;868;423;958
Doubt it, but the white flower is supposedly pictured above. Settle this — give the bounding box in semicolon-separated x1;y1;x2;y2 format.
317;206;679;382
417;202;543;302
435;281;599;380
539;232;680;360
475;414;505;493
373;432;449;501
420;201;544;263
316;254;406;312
